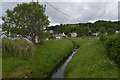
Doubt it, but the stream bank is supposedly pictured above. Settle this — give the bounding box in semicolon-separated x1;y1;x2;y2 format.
44;46;79;80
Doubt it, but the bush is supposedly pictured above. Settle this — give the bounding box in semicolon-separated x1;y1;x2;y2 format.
2;38;34;57
67;33;71;37
62;36;67;39
107;28;115;35
108;35;120;64
99;34;109;42
99;34;120;65
50;36;56;39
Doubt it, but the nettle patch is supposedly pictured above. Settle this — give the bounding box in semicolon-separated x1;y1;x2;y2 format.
87;59;114;74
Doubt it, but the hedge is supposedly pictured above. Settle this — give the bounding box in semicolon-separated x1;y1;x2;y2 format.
100;34;120;66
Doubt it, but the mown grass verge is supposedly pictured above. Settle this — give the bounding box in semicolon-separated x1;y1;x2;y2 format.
64;37;119;78
2;39;73;78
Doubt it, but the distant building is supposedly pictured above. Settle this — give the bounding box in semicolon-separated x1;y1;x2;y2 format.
93;32;100;36
71;32;77;37
52;32;67;39
45;38;49;40
0;33;7;38
116;31;120;33
35;36;38;43
62;32;66;36
56;36;61;39
50;30;54;33
0;26;7;38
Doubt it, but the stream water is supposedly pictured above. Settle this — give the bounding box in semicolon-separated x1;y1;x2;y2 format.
51;48;78;79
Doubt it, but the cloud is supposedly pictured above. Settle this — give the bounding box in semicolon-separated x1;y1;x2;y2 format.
1;0;119;2
0;1;118;25
0;2;21;24
45;2;118;24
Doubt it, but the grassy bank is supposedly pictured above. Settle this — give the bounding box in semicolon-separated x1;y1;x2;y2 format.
64;37;118;78
2;39;73;78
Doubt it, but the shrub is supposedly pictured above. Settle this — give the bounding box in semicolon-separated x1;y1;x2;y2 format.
99;34;109;42
2;38;34;57
108;36;120;64
99;34;120;65
67;33;71;37
107;28;115;35
62;36;67;39
50;36;56;39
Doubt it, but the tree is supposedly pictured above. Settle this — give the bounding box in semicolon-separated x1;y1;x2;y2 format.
99;27;106;34
75;27;83;37
63;25;71;35
2;2;50;44
67;33;71;37
82;27;89;36
107;28;115;35
90;28;96;33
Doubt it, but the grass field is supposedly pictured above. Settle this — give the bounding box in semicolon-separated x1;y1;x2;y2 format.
64;37;119;78
2;39;73;78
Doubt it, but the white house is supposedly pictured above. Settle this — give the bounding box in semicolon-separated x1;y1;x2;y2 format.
0;26;7;38
93;32;100;36
116;31;120;33
52;32;67;39
50;30;54;33
0;33;7;38
45;38;49;40
56;36;61;39
71;32;77;37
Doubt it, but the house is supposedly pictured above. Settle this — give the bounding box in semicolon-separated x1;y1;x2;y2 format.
56;36;61;39
52;32;67;39
45;38;49;40
0;26;7;38
71;32;77;37
49;30;53;33
0;33;7;38
35;36;39;43
116;31;120;33
93;32;100;36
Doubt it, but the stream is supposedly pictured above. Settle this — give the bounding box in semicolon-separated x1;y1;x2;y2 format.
24;47;78;79
51;48;78;79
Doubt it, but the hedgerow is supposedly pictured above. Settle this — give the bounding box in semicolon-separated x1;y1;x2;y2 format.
100;34;120;66
2;38;34;57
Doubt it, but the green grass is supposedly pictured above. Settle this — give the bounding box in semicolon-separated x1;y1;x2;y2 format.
2;39;73;78
64;37;119;78
2;55;25;72
31;39;73;78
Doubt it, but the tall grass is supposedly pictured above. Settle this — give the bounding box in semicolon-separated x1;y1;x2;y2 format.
64;37;118;78
2;39;73;78
31;39;73;78
2;38;34;57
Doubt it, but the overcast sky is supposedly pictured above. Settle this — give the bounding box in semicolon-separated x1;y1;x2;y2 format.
0;0;119;26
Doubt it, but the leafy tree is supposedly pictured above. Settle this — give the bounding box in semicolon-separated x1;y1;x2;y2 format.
75;27;89;37
67;33;71;37
2;2;50;44
99;27;106;34
90;28;96;33
82;27;89;36
75;27;83;37
63;25;71;35
107;28;115;35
